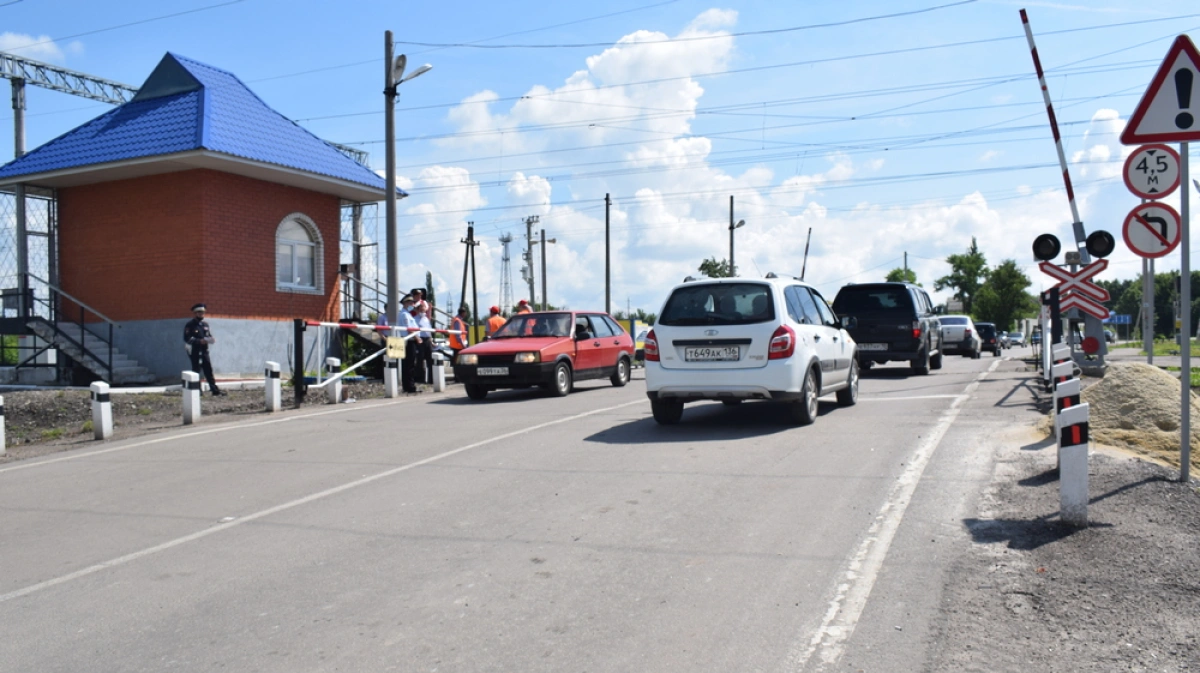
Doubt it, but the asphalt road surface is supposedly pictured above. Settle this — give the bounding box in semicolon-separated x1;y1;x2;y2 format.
0;349;1027;672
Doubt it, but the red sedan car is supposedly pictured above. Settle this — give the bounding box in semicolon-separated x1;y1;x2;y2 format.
453;311;635;400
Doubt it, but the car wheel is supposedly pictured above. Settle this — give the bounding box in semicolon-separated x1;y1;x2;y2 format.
610;357;631;387
787;367;818;426
464;384;488;400
930;350;943;370
911;347;930;375
837;360;859;407
860;359;874;371
550;362;573;397
973;348;981;360
651;398;684;425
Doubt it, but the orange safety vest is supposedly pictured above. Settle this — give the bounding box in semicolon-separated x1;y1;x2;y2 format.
448;316;467;349
487;314;506;335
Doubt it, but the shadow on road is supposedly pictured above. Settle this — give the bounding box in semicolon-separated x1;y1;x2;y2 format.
582;399;835;444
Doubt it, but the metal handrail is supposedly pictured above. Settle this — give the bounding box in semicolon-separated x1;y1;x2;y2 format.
26;271;120;327
21;272;117;382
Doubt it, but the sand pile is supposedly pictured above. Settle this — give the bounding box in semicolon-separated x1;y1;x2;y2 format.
1079;361;1200;470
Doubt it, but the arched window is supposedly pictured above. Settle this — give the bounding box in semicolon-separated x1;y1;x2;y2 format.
276;213;323;294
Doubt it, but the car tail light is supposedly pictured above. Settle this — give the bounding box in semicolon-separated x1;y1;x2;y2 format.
965;328;972;338
768;325;795;359
644;329;659;362
912;320;923;339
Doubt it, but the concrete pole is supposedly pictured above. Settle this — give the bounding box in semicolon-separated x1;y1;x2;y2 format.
540;229;548;311
729;195;735;277
182;371;201;425
605;193;611;314
90;381;112;440
13;79;28;318
325;357;342;404
265;361;282;412
384;30;399;328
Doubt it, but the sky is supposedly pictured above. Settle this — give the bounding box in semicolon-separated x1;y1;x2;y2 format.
2;0;1199;318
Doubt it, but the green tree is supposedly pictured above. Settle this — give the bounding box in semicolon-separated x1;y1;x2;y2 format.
886;267;918;284
698;257;732;278
973;260;1038;330
935;238;988;315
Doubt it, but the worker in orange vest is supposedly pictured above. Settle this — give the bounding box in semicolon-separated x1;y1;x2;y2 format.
448;305;470;361
516;299;532;314
486;306;506;338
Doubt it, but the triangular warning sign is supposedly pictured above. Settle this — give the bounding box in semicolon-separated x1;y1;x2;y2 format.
1120;34;1200;145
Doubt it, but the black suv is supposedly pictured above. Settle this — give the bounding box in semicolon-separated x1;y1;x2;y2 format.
975;322;1001;356
831;282;943;374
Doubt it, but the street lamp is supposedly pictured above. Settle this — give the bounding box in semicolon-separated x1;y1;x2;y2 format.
531;230;557;310
384;31;432;325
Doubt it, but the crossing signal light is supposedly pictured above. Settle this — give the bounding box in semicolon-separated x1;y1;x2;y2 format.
1033;234;1061;261
1086;230;1115;258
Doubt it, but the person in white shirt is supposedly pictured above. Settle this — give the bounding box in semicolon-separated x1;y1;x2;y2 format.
414;304;434;385
396;296;421;393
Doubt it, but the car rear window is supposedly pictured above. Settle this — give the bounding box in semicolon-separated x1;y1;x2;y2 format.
658;282;775;326
941;316;968;325
832;286;913;314
976;324;996;336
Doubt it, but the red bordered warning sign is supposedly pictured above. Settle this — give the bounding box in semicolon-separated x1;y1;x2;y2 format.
1120;35;1200;144
1123;202;1182;258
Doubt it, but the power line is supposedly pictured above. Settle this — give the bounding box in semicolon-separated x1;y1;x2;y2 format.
392;0;977;49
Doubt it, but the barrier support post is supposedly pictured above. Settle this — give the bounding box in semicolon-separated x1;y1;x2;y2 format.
325;357;342;404
90;381;113;440
432;352;446;392
265;361;281;412
182;371;201;425
1057;403;1090;526
384;358;399;398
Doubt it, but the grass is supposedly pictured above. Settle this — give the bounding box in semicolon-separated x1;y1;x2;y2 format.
80;420;93;434
1108;340;1200;357
1162;367;1200;388
40;428;64;440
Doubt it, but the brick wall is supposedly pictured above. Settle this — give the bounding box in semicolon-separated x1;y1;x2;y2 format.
58;169;341;323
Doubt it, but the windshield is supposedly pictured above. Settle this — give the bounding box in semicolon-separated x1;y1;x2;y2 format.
492;312;572;338
832;286;913;314
658;282;774;326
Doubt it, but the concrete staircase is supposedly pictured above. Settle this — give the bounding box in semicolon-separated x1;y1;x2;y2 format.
27;318;156;385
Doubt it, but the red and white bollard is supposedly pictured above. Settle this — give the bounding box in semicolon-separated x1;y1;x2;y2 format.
90;381;113;440
265;361;281;412
182;371;201;425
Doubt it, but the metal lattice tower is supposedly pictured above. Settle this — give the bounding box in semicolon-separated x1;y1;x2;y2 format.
498;233;514;315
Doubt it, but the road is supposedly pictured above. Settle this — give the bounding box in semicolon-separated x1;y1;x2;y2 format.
0;349;1034;672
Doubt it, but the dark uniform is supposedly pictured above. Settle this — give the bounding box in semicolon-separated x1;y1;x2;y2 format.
184;304;223;395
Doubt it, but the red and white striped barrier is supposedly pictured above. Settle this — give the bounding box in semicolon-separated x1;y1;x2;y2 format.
303;320;464;335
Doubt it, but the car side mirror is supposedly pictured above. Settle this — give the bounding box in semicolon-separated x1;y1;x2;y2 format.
840;316;857;329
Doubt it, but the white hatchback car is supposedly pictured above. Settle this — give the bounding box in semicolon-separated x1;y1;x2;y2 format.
644;275;859;425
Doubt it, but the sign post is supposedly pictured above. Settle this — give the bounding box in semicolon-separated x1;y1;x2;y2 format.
1120;33;1199;482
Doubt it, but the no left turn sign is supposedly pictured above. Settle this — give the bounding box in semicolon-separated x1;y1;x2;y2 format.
1123;144;1181;199
1123;202;1182;258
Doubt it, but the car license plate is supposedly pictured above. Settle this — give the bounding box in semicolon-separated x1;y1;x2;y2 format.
477;367;508;376
684;346;740;362
858;343;886;351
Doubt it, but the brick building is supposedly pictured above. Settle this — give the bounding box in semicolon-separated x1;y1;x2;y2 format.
0;53;395;382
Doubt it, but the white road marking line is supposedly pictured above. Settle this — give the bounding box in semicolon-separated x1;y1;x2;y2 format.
856;394;961;401
0;399;644;604
788;359;1002;672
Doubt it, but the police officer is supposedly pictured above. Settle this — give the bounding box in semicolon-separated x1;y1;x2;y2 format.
183;303;225;396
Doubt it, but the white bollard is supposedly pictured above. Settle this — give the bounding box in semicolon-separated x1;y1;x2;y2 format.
1051;343;1071;362
0;394;6;456
1057;403;1090;526
384;358;399;398
264;361;281;412
325;357;341;404
1051;360;1075;381
90;381;113;440
182;371;201;425
432;352;446;392
1053;378;1082;435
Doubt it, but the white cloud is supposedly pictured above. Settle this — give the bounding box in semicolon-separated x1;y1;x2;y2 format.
0;33;75;63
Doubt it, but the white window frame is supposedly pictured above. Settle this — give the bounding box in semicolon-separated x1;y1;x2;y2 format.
275;213;324;295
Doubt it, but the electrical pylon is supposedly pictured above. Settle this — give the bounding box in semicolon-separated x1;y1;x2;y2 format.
498;232;515;315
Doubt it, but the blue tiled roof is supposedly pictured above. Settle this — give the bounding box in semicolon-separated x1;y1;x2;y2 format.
0;53;396;197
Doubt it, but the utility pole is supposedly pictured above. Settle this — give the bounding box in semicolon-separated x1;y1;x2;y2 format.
605;193;611;314
522;215;539;303
498;232;515;314
459;223;480;345
384;31;399;327
728;195;745;277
